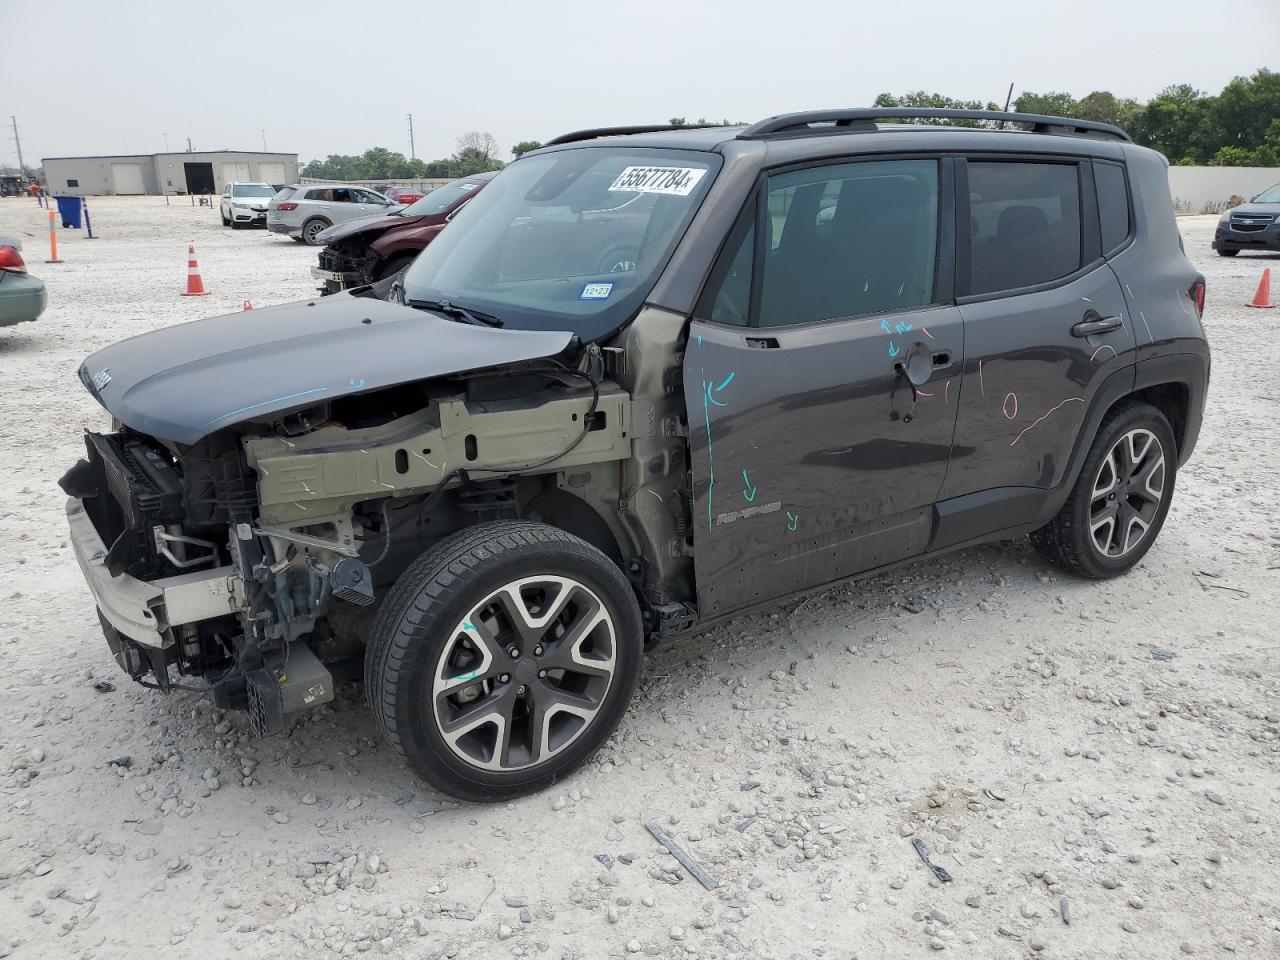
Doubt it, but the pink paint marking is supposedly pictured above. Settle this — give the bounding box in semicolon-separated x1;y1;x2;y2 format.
1002;392;1018;420
1089;344;1118;362
916;390;935;398
978;359;985;396
1010;397;1085;446
921;327;935;339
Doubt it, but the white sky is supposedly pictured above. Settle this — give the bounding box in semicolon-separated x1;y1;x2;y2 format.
2;0;1277;167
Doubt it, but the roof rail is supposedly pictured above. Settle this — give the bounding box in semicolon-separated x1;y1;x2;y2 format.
544;123;724;147
738;108;1132;143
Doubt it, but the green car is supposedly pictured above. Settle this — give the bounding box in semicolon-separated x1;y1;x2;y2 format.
0;236;48;328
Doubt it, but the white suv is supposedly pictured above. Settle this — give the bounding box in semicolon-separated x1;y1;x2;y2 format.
219;182;277;229
267;184;397;245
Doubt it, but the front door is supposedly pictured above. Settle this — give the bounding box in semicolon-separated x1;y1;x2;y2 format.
685;157;962;618
940;158;1136;504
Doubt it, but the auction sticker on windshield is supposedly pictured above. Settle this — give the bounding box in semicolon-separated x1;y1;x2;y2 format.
608;166;707;197
580;282;614;300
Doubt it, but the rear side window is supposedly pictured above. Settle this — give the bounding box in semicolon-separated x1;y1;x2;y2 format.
967;161;1081;295
304;188;327;201
1094;161;1131;254
758;159;939;326
274;187;296;201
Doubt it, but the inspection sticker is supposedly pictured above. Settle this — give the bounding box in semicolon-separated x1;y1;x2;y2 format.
608;166;707;196
579;282;614;300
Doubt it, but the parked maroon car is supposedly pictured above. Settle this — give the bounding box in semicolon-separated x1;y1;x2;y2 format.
310;173;497;294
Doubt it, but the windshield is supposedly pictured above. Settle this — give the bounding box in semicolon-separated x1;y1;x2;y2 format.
401;148;720;340
232;184;275;198
1253;183;1280;203
401;179;486;216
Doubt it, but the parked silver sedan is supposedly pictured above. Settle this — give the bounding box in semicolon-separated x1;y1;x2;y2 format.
267;184;398;244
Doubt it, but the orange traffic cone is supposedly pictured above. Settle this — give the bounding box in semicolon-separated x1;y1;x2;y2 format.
243;299;253;311
181;244;210;296
1246;268;1274;309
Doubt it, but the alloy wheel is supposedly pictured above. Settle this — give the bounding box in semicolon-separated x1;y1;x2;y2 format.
430;575;617;772
1088;428;1166;558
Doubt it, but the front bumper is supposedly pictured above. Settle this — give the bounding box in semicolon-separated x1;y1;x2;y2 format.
1213;222;1280;251
66;496;240;649
230;206;268;224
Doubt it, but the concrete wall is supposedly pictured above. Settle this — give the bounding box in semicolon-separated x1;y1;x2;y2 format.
1168;166;1280;214
43;156;159;197
42;152;299;196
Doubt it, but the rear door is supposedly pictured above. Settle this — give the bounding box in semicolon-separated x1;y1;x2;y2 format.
685;156;964;618
939;157;1135;510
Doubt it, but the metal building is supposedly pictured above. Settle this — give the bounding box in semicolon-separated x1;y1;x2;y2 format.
41;151;300;197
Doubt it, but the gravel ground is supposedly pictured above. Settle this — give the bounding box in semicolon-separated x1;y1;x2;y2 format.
0;197;1277;960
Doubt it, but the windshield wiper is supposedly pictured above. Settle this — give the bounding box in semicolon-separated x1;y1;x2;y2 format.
408;298;504;328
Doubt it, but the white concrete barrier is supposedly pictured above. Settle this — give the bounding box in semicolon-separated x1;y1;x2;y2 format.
1167;166;1280;215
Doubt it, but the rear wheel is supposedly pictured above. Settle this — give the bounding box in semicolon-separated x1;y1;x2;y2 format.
365;521;643;801
301;217;331;245
1030;402;1176;579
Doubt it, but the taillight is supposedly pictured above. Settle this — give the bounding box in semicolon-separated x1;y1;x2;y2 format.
1188;279;1206;318
0;245;26;273
276;202;298;211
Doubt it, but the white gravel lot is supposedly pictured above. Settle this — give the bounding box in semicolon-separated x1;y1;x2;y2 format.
0;196;1277;960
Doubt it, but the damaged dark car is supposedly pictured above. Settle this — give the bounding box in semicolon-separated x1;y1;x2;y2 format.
311;172;496;294
61;109;1208;801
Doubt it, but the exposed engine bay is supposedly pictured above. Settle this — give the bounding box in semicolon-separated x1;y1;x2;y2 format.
59;308;695;734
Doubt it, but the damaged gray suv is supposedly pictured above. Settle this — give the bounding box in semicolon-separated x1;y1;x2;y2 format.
61;109;1209;800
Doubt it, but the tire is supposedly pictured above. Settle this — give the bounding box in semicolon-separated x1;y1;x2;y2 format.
596;246;639;274
1216;248;1238;257
221;211;230;226
365;521;643;801
229;219;241;230
291;236;307;244
375;253;416;281
301;218;331;245
1030;402;1176;579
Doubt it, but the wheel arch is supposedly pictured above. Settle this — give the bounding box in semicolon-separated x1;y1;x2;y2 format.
522;486;625;565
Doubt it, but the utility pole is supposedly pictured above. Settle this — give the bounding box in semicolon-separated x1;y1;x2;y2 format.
10;115;25;176
407;113;416;159
261;129;267;151
163;132;169;152
186;136;193;153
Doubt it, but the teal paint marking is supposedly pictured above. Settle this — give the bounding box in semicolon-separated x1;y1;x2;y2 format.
888;340;900;359
742;469;757;502
700;368;737;530
696;335;703;346
462;620;476;632
786;511;798;532
455;668;483;683
880;319;892;334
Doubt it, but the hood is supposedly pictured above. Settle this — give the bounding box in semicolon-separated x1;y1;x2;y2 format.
79;294;575;445
315;210;412;244
1227;201;1280;219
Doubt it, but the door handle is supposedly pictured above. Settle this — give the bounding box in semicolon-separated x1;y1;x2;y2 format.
745;336;780;349
1071;314;1122;337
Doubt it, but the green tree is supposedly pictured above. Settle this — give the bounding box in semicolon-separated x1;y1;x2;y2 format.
1013;91;1079;118
511;140;543;159
1213;68;1280;152
1132;84;1219;164
872;91;1003;126
1073;90;1143;131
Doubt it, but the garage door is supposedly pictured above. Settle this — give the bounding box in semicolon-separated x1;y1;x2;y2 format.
257;162;286;186
220;161;251;187
111;163;146;195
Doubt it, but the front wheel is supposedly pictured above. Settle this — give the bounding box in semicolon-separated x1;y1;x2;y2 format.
1030;402;1176;579
1216;247;1239;257
365;521;643;801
